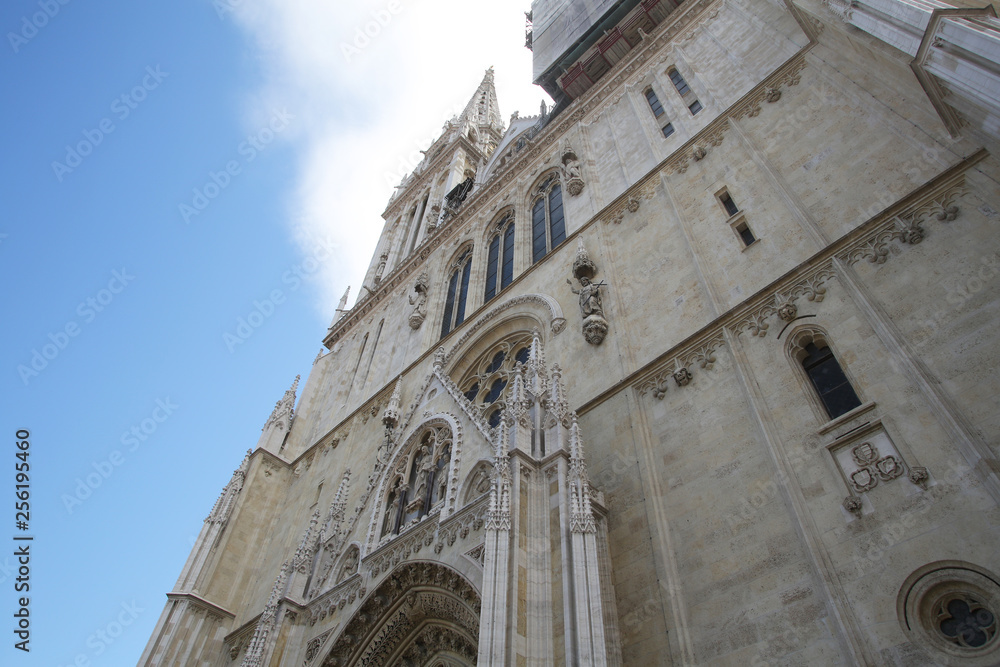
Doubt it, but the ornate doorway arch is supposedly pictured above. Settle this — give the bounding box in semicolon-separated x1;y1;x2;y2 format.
321;561;480;667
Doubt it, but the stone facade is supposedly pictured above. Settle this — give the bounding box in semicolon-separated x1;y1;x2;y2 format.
140;0;1000;664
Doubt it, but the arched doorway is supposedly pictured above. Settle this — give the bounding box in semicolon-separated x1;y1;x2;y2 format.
322;561;480;666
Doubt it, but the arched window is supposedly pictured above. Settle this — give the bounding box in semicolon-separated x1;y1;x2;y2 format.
457;332;533;428
790;329;862;420
441;247;473;338
381;425;453;538
531;174;566;264
485;212;515;302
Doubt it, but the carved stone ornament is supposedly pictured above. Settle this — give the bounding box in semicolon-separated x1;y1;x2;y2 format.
561;143;585;196
765;87;782;103
908;466;930;486
673;366;692;387
894;216;925;244
775;292;797;322
843;495;863;514
373;252;388;285
847;441;905;493
407;273;429;329
568;240;608;345
692;145;706;161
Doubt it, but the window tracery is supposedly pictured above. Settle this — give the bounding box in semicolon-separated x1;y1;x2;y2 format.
456;333;533;428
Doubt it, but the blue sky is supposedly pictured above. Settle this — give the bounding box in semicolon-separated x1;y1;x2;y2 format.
1;0;546;664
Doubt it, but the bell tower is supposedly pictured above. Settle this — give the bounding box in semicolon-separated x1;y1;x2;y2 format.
361;69;505;291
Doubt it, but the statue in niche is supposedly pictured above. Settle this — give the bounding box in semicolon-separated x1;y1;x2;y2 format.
567;239;609;345
571;275;605;319
374;252;388;284
408;273;429;329
411;442;434;509
562;143;585;196
337;547;359;584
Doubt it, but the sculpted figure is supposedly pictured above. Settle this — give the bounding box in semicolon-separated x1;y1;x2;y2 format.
568;275;605;319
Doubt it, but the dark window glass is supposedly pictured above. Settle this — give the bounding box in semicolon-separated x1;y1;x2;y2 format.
661;123;675;138
737;222;756;246
488;407;503;428
689;100;703;115
802;343;862;419
485;235;500;301
455;257;472;327
484;378;507;405
463;382;479;403
645;88;665;117
532;198;547;263
501;222;515;289
669;68;690;96
549;185;565;249
720;192;739;216
441;269;459;337
442;250;471;338
486;351;506;374
514;346;530;365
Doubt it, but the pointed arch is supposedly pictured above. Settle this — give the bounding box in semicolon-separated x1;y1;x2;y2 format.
527;168;567;264
483;208;516;303
442;292;565;368
785;324;863;422
440;243;475;338
322;561;480;667
461;460;494;507
365;414;465;551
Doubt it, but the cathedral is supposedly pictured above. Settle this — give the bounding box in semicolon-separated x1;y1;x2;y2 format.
140;0;1000;664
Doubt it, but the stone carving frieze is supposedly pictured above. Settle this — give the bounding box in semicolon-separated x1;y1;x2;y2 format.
309;575;365;626
635;332;724;397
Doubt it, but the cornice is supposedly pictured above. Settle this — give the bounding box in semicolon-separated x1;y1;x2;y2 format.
165;592;235;620
577;149;986;414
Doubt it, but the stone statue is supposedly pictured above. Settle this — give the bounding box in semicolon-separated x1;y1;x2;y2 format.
412;443;434;505
408;273;429;329
568;240;609;345
562;143;585;196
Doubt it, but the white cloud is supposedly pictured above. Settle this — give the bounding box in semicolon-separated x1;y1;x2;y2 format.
228;0;550;320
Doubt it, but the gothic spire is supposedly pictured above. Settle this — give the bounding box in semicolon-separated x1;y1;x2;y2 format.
263;375;299;432
459;67;504;145
329;286;351;330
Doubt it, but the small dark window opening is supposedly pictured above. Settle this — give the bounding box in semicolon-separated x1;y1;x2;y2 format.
720;192;739;217
645;88;665;117
736;221;756;247
661;123;675;138
689;100;703;115
801;342;862;419
669;68;691;96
